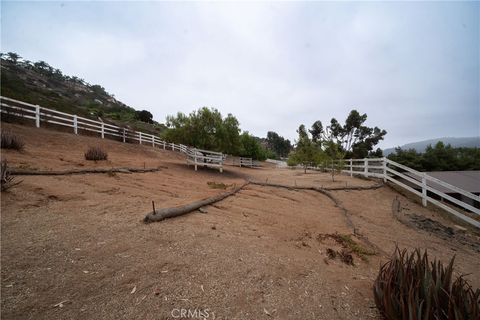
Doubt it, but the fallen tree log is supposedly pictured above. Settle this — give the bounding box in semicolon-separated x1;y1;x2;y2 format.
11;167;161;176
248;180;383;191
144;182;249;223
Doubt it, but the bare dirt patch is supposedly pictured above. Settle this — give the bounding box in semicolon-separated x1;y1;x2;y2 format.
1;123;479;319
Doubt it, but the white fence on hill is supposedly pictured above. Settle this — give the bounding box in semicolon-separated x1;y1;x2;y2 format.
327;157;479;228
0;96;224;172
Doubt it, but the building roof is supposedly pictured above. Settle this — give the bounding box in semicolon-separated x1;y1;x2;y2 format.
427;171;480;194
405;171;480;194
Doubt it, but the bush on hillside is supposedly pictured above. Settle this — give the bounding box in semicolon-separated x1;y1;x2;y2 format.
84;146;108;161
1;130;24;150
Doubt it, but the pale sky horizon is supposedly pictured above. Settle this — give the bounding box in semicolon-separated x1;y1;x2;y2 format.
2;1;479;149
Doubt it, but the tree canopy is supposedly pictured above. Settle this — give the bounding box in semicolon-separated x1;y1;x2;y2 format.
134;110;154;124
162;107;271;160
310;110;387;158
266;131;292;158
287;125;325;173
388;142;480;171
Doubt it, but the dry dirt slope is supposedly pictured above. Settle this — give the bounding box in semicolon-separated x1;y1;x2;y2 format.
1;123;479;320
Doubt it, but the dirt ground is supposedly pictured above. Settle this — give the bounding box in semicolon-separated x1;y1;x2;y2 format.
1;123;479;320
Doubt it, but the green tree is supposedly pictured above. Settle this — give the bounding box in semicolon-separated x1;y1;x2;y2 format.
6;52;20;64
135;110;154;124
266;131;292;158
311;110;387;158
387;142;480;172
288;125;324;173
163;107;241;154
323;140;345;181
239;132;268;160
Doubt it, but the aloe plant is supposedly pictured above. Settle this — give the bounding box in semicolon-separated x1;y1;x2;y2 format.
373;247;479;319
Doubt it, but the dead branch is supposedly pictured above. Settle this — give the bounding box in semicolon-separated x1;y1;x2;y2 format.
10;167;161;176
143;182;249;223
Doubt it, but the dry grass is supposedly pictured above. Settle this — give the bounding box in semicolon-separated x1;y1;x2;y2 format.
207;181;231;190
1;131;24;151
84;146;108;161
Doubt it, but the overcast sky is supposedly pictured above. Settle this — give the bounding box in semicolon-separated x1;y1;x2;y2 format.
2;1;479;148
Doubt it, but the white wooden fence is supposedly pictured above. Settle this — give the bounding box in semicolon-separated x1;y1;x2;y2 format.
186;148;224;173
0;96;223;172
340;157;480;228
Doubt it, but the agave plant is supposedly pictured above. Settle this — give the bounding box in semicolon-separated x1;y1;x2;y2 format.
373;246;479;319
1;160;22;191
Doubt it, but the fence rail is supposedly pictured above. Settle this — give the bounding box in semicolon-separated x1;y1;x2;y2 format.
335;157;479;228
0;96;223;172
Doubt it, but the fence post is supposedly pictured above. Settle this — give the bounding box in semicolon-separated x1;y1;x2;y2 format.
194;150;198;171
382;157;387;182
73;115;78;134
35;105;40;127
101;123;104;138
151;135;155;147
172;143;175;151
123;128;126;143
364;159;368;177
139;132;142;144
349;159;353;177
163;142;166;150
421;173;427;207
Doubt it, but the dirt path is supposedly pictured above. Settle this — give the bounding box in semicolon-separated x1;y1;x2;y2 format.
1;123;479;319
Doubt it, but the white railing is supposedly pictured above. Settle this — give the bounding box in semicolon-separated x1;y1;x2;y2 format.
239;157;253;167
0;96;224;172
338;157;479;228
186;148;224;173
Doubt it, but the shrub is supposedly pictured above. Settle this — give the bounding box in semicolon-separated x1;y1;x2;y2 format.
84;146;108;161
374;246;480;319
1;131;24;150
207;181;230;190
1;160;22;191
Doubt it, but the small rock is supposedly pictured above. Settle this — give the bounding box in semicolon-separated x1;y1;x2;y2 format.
211;226;216;230
54;300;70;308
198;207;208;214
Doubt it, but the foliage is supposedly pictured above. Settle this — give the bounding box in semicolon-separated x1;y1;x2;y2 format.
323;140;345;181
163;107;270;159
84;146;108;161
1;131;25;150
310;110;387;158
266;131;292;158
374;246;480;320
206;181;231;190
163;107;240;154
288;125;325;173
388;141;480;171
239;132;270;161
1;160;22;191
135;110;154;124
0;52;163;136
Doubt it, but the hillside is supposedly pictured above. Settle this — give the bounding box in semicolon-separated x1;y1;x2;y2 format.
2;122;479;319
0;53;166;135
383;136;480;155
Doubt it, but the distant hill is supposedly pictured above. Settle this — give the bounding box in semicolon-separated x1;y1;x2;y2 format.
0;52;165;135
383;137;480;155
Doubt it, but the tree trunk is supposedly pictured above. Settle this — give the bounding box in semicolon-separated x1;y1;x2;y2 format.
144;182;249;223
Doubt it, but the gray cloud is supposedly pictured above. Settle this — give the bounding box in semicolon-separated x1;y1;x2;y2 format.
2;1;478;148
